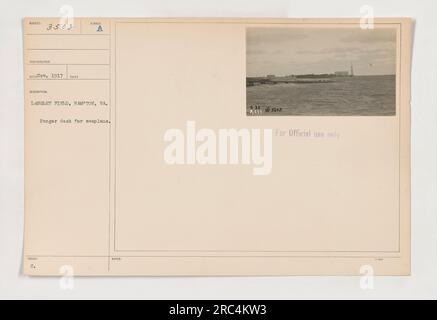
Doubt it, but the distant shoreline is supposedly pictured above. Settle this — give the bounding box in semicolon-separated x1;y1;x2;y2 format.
246;74;395;87
247;74;396;78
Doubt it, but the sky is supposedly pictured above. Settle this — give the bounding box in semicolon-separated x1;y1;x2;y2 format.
246;27;397;77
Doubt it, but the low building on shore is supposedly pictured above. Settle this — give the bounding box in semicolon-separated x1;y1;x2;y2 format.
335;71;350;77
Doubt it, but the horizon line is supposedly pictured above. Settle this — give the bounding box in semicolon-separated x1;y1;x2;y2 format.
247;73;396;77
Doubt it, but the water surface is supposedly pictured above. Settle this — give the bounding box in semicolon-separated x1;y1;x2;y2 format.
246;75;396;116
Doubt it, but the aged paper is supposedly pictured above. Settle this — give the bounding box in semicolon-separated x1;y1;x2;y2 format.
23;18;411;276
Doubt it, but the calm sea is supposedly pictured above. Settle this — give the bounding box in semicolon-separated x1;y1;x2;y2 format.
246;75;396;116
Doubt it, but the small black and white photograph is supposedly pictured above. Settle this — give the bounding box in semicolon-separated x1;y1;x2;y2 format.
246;27;397;116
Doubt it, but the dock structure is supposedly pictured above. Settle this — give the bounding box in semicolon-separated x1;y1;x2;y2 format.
246;74;335;86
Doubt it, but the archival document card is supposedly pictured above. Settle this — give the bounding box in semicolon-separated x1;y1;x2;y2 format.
23;18;411;276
